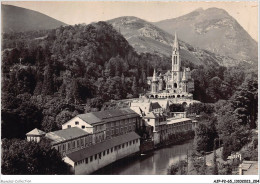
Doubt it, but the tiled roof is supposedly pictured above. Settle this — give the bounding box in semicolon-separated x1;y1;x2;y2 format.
76;108;139;125
149;99;169;109
66;132;140;162
26;128;46;136
45;127;89;144
151;102;162;110
77;113;102;125
92;108;138;120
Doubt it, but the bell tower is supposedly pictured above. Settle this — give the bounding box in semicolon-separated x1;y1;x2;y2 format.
172;32;181;90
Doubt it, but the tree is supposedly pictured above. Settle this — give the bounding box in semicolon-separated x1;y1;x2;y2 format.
169;104;185;112
71;78;81;104
42;64;54;95
42;115;57;132
207;76;223;102
218;163;232;175
186;103;214;115
1;96;43;139
167;163;179;175
55;110;73;129
131;77;138;98
217;103;252;160
2;138;72;174
231;74;258;129
167;160;187;175
224;66;245;96
104;60;115;77
15;67;37;95
194;114;218;152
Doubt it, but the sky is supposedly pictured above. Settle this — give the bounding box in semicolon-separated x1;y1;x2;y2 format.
2;1;258;41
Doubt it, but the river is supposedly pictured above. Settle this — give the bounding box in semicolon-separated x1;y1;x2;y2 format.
93;139;194;175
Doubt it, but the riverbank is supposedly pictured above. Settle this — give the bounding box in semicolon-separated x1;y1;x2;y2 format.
186;147;224;175
154;130;195;149
93;139;194;175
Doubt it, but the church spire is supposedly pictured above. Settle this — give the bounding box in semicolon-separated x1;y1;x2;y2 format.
173;32;179;50
152;68;157;82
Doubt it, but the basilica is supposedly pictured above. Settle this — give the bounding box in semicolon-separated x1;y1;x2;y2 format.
147;33;194;99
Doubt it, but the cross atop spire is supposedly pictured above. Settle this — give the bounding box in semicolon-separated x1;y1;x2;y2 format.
173;32;179;50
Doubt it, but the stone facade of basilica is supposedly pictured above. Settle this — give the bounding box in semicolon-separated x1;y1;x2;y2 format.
147;33;194;99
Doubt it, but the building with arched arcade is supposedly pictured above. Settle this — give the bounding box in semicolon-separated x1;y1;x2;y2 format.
147;32;194;99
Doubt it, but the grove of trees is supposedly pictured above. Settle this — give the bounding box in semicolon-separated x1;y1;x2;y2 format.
192;73;258;161
2;138;72;174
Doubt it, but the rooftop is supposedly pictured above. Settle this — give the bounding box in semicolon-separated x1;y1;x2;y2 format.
148;99;169;109
129;106;143;116
66;132;140;162
151;102;162;110
26;128;46;136
77;113;102;125
45;127;89;144
239;161;258;175
76;108;139;125
166;117;192;125
144;112;157;119
130;102;152;113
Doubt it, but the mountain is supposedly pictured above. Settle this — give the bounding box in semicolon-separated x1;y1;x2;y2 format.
2;5;67;33
154;8;258;65
107;16;239;67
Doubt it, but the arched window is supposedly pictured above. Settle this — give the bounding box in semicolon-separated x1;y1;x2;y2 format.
174;83;177;88
174;56;177;64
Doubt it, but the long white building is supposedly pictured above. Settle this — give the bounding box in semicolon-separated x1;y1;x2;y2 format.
26;108;141;174
64;132;140;174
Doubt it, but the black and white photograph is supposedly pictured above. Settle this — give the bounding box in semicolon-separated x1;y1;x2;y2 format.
1;0;259;183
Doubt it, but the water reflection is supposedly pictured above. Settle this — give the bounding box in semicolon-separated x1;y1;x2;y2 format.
93;139;193;175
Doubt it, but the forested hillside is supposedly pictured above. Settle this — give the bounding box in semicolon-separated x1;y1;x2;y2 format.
1;22;254;140
1;22;170;139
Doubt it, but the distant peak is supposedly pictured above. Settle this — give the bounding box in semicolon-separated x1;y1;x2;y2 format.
205;7;229;15
194;7;204;12
117;16;142;20
108;16;146;23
